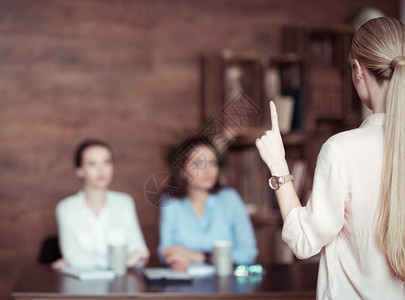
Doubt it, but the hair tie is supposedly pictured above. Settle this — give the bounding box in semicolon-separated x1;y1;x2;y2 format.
390;56;405;69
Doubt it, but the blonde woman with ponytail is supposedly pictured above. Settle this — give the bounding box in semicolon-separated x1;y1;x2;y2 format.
256;17;405;299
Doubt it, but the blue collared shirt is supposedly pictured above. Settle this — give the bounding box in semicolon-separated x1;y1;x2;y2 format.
158;188;258;265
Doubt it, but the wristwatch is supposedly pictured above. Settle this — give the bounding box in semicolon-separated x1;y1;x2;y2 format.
268;174;294;190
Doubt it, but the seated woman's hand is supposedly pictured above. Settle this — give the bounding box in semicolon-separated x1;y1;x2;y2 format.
162;245;204;271
51;258;68;270
126;250;150;268
164;252;191;271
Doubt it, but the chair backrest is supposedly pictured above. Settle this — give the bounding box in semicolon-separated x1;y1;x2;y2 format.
38;236;62;264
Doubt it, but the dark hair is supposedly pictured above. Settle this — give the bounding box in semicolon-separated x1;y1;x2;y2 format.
168;137;221;198
74;139;114;167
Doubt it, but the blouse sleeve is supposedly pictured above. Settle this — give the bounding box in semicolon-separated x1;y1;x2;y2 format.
229;190;258;265
282;141;347;259
125;196;149;255
157;196;175;262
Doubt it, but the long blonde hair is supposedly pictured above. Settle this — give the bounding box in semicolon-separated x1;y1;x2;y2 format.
350;17;405;280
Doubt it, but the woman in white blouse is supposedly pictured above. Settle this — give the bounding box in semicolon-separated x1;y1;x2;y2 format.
52;139;149;269
256;17;404;299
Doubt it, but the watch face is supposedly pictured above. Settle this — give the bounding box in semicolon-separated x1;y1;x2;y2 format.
269;176;280;190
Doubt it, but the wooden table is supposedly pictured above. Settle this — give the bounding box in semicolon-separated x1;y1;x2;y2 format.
11;262;318;300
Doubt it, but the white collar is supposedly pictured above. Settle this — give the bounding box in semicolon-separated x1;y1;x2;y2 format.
360;113;385;127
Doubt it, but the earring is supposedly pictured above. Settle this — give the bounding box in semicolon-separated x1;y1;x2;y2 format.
356;74;363;80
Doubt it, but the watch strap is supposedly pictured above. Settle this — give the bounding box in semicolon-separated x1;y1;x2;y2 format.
279;174;294;185
203;252;212;264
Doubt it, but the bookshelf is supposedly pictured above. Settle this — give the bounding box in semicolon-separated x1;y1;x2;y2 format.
201;23;363;262
282;25;363;193
201;51;306;264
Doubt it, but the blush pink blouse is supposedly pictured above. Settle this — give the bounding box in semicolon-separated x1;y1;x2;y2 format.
282;113;404;299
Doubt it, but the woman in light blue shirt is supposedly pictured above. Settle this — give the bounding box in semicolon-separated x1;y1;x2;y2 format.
158;137;258;271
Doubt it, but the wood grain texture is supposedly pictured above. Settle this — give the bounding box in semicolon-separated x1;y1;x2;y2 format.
0;1;399;298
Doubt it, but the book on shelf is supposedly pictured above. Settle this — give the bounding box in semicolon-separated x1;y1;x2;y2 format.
279;62;301;89
281;87;303;130
225;146;269;215
310;37;333;67
308;67;343;119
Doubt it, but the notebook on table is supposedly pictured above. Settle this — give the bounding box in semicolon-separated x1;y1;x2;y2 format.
61;267;116;280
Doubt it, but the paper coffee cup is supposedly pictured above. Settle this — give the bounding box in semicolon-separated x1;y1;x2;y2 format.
213;240;233;276
108;245;127;276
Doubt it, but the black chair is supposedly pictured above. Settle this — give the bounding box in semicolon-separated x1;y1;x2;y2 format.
38;236;62;264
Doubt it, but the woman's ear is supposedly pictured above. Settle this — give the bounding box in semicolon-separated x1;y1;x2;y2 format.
353;59;364;80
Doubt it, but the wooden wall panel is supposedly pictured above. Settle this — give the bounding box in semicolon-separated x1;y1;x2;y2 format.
0;0;399;298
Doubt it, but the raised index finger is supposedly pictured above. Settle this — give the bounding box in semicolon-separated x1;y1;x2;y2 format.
269;101;279;132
